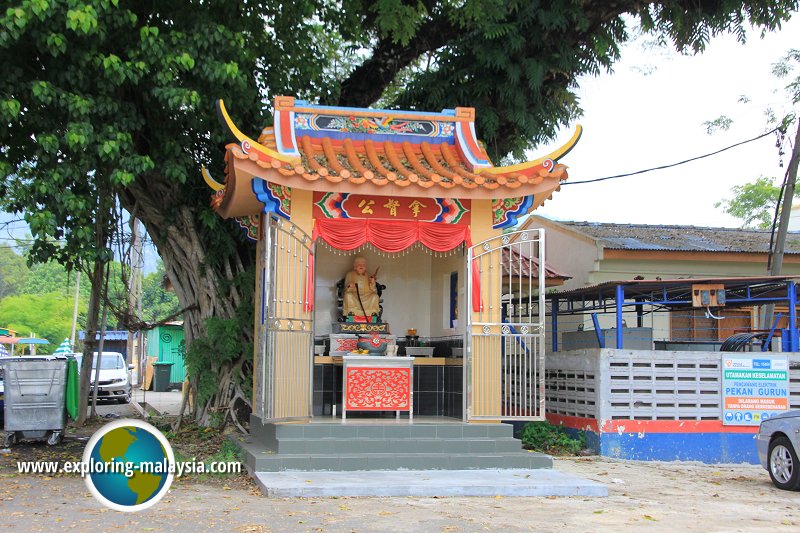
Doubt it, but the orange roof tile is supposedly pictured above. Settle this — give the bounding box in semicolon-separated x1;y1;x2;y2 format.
210;98;581;218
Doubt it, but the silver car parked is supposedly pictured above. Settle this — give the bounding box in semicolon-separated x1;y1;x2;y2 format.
73;352;133;404
757;410;800;490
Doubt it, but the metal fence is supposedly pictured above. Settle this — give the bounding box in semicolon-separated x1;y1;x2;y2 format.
545;349;800;421
467;229;546;420
257;215;315;422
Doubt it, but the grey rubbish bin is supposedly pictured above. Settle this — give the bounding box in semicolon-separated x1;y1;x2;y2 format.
153;362;174;392
3;356;68;446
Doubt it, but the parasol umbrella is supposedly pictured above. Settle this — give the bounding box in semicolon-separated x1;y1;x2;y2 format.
17;336;49;356
0;335;19;356
53;338;73;355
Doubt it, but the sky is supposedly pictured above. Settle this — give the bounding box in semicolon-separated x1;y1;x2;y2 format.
534;13;800;228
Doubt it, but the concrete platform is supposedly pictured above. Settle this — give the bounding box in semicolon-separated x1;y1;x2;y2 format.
134;389;183;416
253;468;608;497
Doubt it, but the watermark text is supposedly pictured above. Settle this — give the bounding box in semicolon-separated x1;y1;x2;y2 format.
17;459;241;478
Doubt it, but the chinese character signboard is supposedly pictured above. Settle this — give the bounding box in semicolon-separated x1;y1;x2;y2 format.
313;192;470;224
721;355;789;426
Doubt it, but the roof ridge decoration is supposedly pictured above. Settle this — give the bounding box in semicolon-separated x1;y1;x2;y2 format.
209;97;582;219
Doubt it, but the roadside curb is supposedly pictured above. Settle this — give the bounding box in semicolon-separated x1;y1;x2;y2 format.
131;399;163;419
131;399;148;418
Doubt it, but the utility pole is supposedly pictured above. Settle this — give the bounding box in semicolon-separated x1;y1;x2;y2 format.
126;218;142;366
70;271;80;350
762;119;800;329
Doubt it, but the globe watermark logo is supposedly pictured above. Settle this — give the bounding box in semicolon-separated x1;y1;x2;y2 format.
82;419;175;512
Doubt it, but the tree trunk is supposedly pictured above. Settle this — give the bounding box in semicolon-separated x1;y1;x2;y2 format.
118;178;253;429
760;119;800;331
76;257;106;426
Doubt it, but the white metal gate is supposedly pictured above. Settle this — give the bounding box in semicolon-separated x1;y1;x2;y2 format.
466;228;546;421
256;214;315;422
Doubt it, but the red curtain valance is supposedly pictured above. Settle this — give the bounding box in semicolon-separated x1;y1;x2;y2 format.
307;218;482;312
312;218;471;253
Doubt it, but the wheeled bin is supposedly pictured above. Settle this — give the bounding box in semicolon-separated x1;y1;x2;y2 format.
153;361;174;392
2;356;68;446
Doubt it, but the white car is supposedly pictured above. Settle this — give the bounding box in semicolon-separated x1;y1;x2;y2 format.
757;410;800;490
73;352;133;404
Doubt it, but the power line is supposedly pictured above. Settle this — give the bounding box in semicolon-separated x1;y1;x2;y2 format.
561;127;781;186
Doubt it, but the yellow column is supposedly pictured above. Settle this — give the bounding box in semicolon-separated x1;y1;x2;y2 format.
470;200;502;419
290;188;314;235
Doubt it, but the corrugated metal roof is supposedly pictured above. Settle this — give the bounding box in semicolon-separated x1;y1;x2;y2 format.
78;330;130;341
559;221;800;254
549;275;800;302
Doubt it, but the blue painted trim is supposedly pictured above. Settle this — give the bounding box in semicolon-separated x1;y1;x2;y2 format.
502;318;532;354
492;196;534;229
252;179;290;220
763;313;783;351
789;281;798;351
615;285;624;348
560;427;601;453
293;100;457;118
261;267;266;325
599;432;759;464
557;295;793;315
296;130;455;145
551;299;559;353
591;313;605;348
328;192;350;220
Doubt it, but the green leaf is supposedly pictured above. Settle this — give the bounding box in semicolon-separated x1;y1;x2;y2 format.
1;98;21;120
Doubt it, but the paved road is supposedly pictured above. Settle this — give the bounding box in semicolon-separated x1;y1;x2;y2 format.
92;398;139;418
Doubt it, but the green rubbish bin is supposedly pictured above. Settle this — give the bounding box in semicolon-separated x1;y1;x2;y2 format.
152;362;174;392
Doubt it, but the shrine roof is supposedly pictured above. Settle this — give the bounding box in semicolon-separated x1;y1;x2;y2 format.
208;96;581;218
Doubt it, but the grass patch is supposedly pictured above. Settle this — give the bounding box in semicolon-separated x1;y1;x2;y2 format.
519;421;585;456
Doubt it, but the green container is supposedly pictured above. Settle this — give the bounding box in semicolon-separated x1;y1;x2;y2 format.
153;362;174;392
65;356;79;421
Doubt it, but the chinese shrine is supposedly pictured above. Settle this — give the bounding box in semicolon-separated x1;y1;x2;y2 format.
206;96;580;433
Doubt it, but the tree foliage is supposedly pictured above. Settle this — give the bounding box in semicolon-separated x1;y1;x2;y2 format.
1;0;797;427
716;47;800;228
141;260;180;324
715;176;785;228
0;292;77;352
0;245;28;298
22;260;86;297
337;0;799;159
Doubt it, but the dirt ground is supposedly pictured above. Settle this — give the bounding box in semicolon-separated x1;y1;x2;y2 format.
1;447;799;532
2;402;798;531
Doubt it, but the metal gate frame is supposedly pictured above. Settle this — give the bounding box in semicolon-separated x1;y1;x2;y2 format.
465;228;546;421
256;214;315;423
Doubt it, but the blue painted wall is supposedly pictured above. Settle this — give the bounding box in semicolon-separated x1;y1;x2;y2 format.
599;432;760;464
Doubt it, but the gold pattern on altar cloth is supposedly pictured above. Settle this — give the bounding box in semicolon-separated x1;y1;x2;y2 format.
345;368;411;410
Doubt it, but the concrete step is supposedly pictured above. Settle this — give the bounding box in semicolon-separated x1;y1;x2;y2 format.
272;436;524;454
250;420;515;444
253;452;553;472
237;435;552;472
252;469;608;497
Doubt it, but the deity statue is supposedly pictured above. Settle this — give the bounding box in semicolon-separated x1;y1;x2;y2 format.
343;256;380;320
